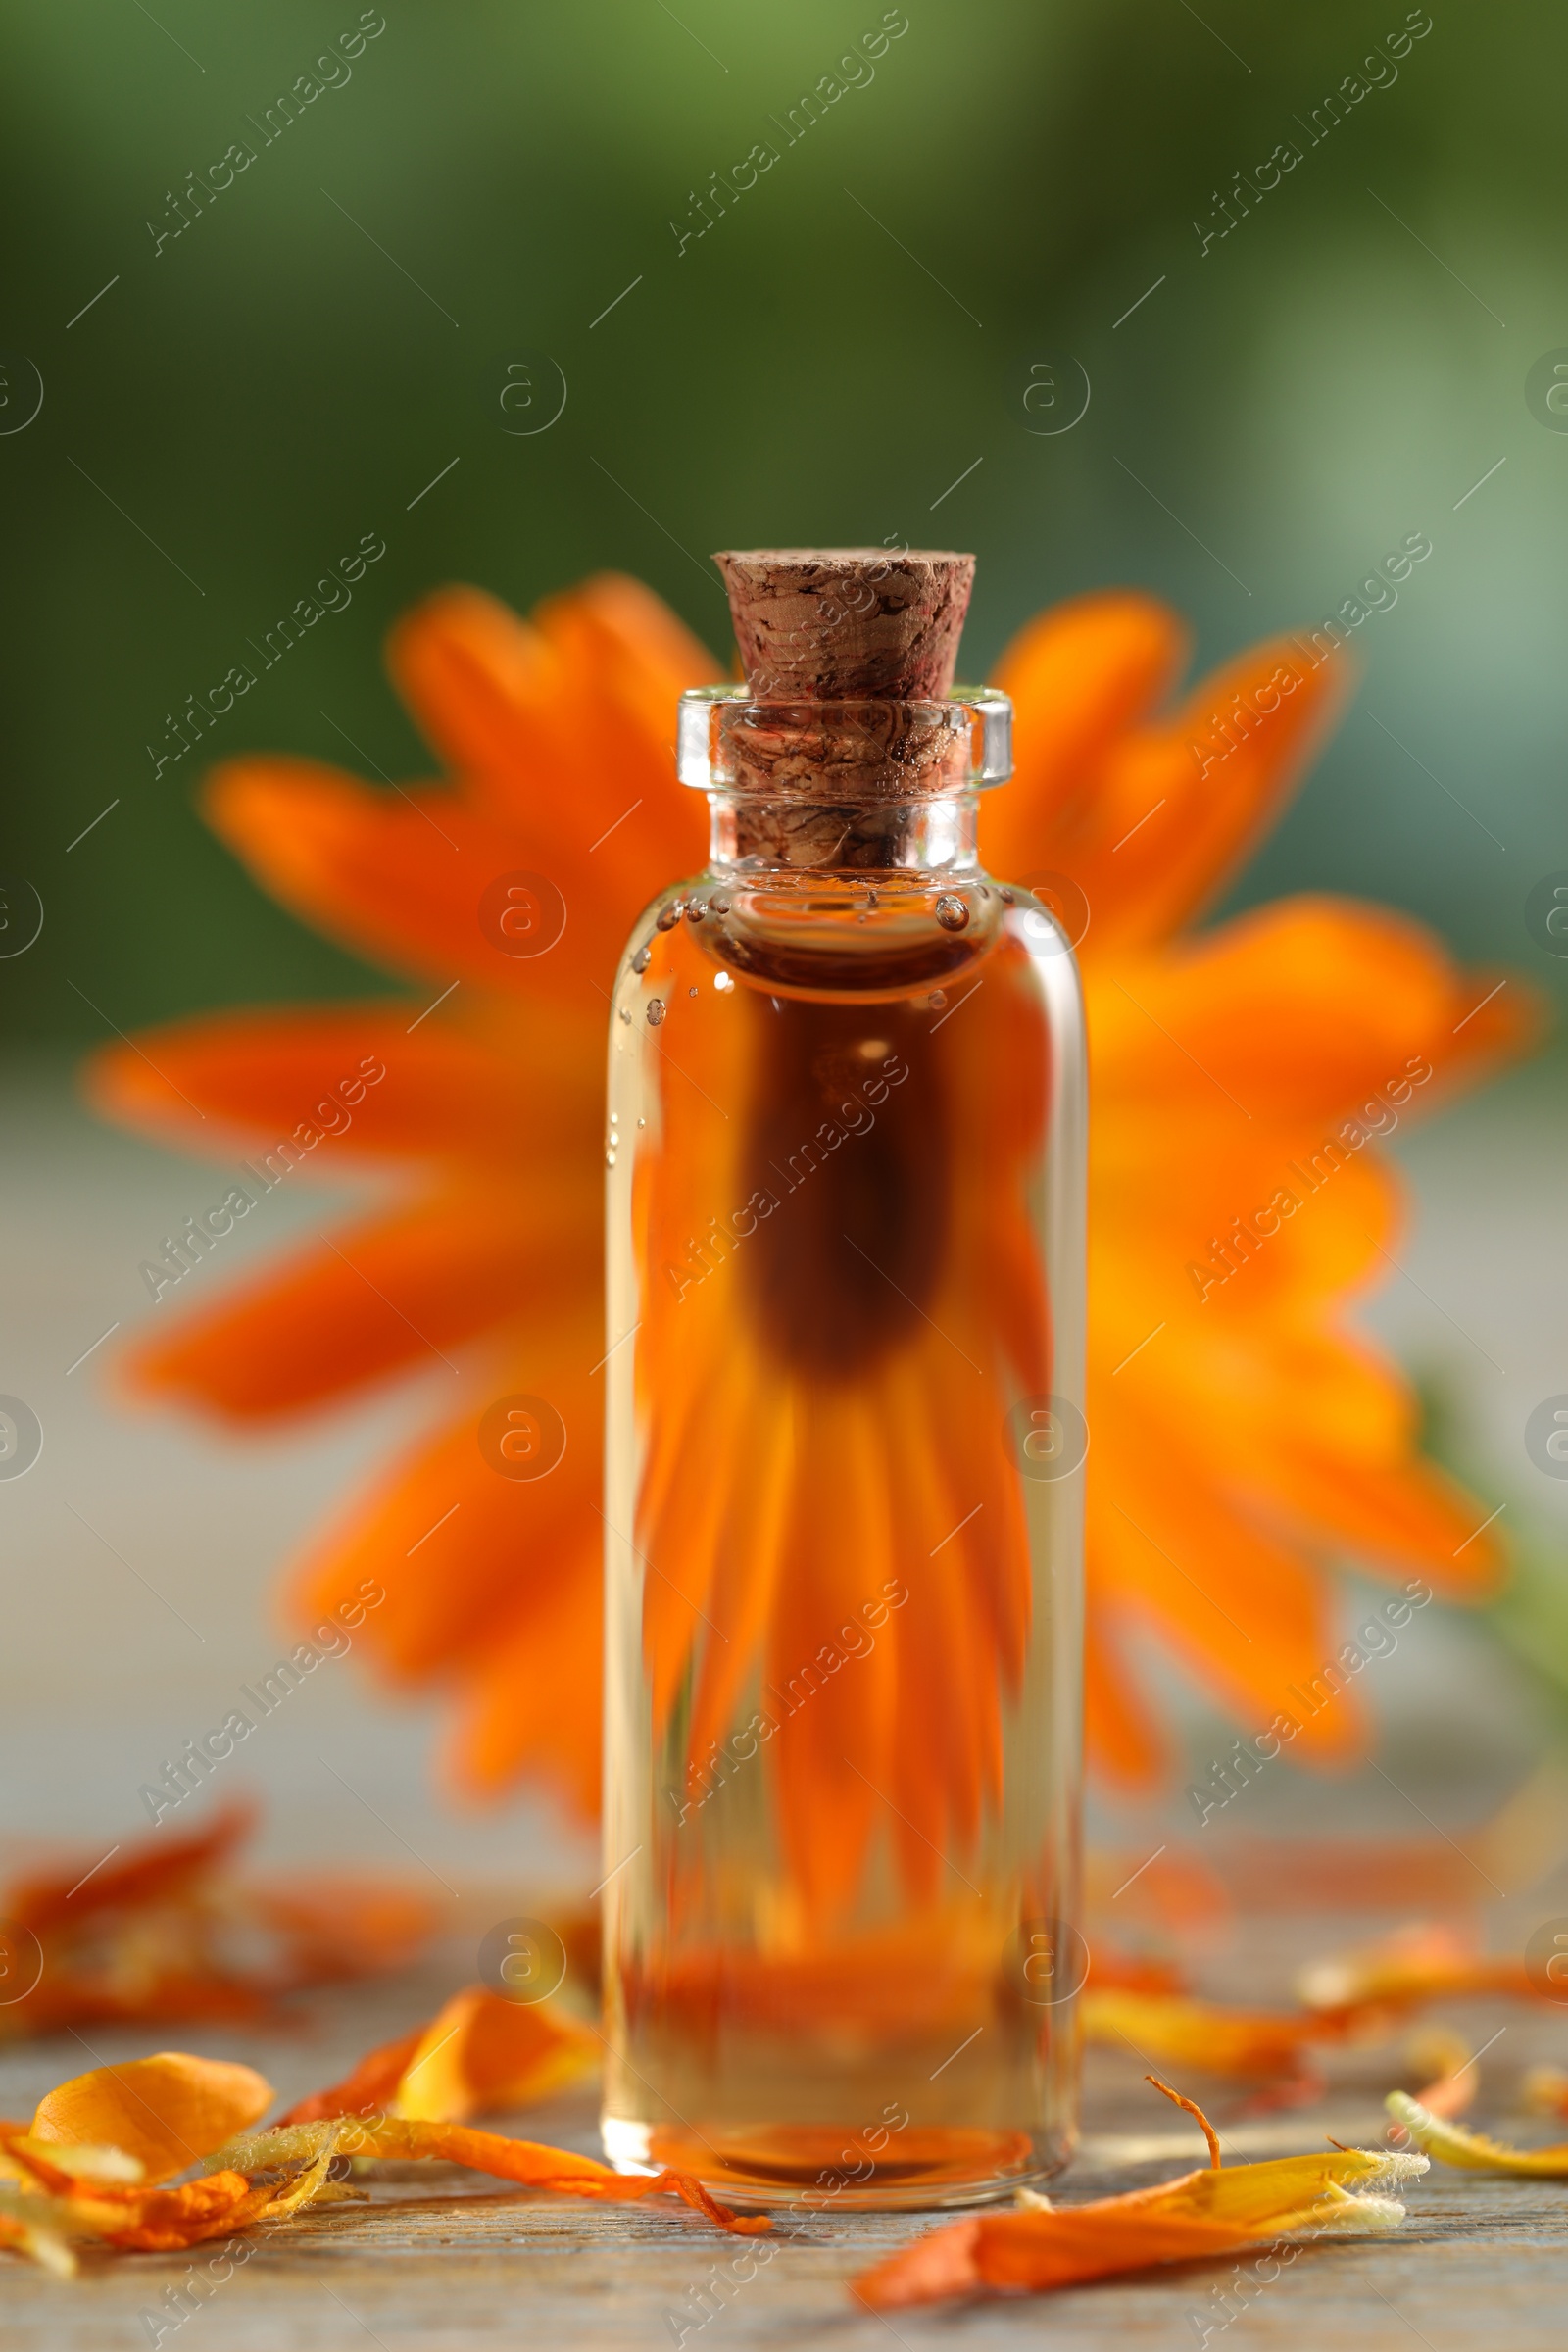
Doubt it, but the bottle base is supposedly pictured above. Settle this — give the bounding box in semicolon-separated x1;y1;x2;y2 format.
602;2115;1072;2211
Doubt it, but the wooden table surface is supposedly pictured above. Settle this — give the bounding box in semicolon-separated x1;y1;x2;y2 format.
6;1939;1568;2352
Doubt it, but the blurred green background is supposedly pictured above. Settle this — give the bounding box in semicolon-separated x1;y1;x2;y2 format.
4;0;1565;1041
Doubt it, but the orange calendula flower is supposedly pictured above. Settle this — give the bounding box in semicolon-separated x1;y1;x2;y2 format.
85;575;1539;1800
853;2077;1425;2307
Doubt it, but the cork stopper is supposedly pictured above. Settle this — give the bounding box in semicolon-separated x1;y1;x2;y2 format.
713;548;974;702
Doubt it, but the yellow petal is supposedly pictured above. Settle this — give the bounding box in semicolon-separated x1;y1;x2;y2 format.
1178;2146;1425;2230
0;2202;79;2278
30;2054;272;2184
1082;1988;1323;2079
201;2120;342;2177
2;2135;143;2183
1388;2090;1568;2175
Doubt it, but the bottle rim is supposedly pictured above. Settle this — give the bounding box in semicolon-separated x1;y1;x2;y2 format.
676;685;1013;798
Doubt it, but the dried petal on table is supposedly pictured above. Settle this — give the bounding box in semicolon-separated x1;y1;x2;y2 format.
279;2024;424;2127
0;2053;348;2275
1388;2090;1568;2176
854;2082;1425;2309
1081;1988;1341;2081
1084;1940;1187;1996
1401;2025;1480;2120
0;2135;143;2185
281;1984;598;2127
208;2115;772;2236
29;2052;273;2182
1298;1922;1531;2015
3;2034;739;2278
1522;2065;1568;2117
1085;1847;1229;1937
0;1801;438;2038
246;1872;440;1983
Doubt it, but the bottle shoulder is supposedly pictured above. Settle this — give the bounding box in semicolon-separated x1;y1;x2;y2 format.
615;872;1084;1018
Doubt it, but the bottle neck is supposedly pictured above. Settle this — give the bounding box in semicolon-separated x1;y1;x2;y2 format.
707;791;981;876
677;685;1010;876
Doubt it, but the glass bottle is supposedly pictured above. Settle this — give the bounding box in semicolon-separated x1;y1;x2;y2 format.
601;551;1085;2209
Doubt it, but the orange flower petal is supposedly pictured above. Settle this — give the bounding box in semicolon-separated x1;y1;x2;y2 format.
1403;2027;1479;2120
278;1987;598;2125
247;1875;439;1984
277;2030;423;2128
440;1542;604;1809
984;591;1189;872
0;2141;270;2274
8;1801;253;1937
290;1365;595;1674
0;1805;435;2042
96;2170;262;2252
1091;1479;1365;1764
1092;899;1540;1123
388;1986;598;2123
1083;1943;1186;1996
1523;2066;1568;2118
1082;643;1349;954
205;746;699;1008
984;606;1348;956
336;2115;769;2235
385;584;577;807
1297;1923;1532;2012
387;576;712;884
119;1195;595;1421
536;568;721;711
1084;1605;1169;1787
30;2054;272;2184
854;2091;1423;2308
1081;1990;1331;2081
82;1003;598;1172
205;759;544;992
